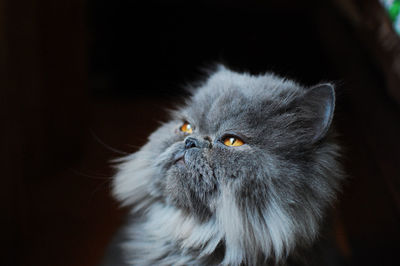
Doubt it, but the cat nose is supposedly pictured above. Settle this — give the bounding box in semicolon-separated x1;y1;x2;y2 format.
184;137;199;149
184;136;211;149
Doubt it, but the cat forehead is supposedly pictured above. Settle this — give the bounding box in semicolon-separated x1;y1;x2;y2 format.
187;69;303;108
177;69;304;130
203;68;301;98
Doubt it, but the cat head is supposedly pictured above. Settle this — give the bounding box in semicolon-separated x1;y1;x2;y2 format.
112;65;343;264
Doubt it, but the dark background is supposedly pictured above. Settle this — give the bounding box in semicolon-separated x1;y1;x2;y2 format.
2;0;400;265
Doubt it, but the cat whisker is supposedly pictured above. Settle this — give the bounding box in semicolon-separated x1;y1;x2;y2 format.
69;168;111;180
90;178;111;196
90;129;129;155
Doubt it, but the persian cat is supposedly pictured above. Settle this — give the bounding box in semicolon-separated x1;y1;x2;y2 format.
110;65;344;266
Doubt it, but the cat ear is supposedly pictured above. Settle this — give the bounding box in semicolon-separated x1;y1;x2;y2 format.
303;83;335;142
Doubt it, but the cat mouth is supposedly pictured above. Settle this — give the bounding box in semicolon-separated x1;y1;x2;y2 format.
173;150;186;166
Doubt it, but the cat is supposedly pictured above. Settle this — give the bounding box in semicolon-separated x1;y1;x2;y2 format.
110;65;344;266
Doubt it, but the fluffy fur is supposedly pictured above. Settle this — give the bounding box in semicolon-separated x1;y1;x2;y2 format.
111;65;344;265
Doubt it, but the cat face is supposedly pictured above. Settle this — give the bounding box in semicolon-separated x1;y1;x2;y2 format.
113;66;343;264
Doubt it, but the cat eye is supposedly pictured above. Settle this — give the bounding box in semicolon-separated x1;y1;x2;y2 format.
180;122;193;134
222;136;244;147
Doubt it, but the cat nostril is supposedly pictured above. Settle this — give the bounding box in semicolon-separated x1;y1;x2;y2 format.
185;137;198;149
203;136;212;142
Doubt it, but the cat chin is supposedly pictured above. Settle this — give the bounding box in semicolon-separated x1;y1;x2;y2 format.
113;149;306;265
122;188;302;266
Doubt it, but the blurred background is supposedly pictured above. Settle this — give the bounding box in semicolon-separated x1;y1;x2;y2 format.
2;0;400;265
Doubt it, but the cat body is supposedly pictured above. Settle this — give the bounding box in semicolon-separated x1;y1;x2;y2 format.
111;66;344;265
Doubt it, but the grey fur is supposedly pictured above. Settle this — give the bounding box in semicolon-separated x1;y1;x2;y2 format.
112;65;344;265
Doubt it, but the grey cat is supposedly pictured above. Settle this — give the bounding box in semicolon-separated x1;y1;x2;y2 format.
111;65;344;266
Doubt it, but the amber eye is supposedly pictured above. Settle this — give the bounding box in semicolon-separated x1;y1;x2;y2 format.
223;136;244;147
180;122;193;134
